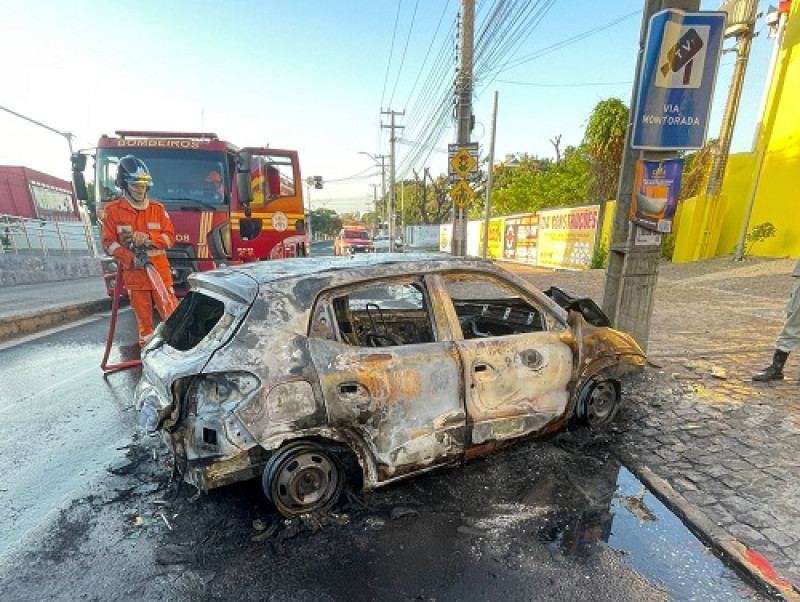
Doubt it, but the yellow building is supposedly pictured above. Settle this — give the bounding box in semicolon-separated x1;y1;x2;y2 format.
673;1;799;261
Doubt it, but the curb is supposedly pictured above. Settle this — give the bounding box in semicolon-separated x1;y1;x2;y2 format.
0;299;113;342
619;456;799;601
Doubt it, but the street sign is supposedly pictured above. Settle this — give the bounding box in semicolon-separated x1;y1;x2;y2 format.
450;149;477;178
631;9;726;150
449;180;474;208
447;143;479;179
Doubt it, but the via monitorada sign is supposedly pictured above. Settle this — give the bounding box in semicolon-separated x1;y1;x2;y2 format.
632;9;726;150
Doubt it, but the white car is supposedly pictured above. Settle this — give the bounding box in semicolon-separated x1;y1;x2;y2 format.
373;234;403;252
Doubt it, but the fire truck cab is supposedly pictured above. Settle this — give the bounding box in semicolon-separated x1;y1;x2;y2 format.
72;131;309;296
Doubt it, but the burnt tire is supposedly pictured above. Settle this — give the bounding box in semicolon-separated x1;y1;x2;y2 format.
576;378;620;429
263;442;344;518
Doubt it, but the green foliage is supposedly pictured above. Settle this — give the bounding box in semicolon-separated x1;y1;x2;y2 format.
489;147;589;217
742;222;777;257
661;232;676;260
310;208;342;238
583;98;628;205
589;240;607;269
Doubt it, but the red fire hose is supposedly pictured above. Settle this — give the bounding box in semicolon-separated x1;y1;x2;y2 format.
100;263;142;374
100;255;178;374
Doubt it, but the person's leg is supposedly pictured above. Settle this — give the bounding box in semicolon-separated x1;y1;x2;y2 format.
129;289;154;346
754;278;800;381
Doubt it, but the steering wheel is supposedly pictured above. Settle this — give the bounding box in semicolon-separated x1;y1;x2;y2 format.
365;332;403;347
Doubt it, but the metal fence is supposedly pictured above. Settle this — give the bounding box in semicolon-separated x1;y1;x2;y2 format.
0;213;98;257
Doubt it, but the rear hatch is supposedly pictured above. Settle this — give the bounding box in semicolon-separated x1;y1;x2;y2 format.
142;268;259;370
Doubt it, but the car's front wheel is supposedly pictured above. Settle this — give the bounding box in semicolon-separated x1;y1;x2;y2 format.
262;441;344;517
575;378;620;428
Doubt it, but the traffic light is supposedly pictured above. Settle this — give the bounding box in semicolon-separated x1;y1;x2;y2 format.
313;176;323;189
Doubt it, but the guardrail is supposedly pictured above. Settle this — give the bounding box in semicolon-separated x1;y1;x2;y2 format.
0;213;98;257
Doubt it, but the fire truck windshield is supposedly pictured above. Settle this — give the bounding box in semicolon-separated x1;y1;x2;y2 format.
96;148;230;209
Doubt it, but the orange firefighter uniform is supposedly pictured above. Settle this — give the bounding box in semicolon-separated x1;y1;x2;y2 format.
102;196;178;345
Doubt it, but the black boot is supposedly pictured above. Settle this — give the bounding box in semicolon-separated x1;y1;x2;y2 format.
753;349;789;382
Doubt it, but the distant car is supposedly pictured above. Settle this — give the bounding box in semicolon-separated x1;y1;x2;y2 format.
372;234;403;252
135;254;645;518
334;227;375;255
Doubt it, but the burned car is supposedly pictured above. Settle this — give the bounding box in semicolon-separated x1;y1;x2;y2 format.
135;254;645;517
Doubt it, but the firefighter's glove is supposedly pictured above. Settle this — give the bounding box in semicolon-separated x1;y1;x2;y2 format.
132;231;150;247
121;231;134;246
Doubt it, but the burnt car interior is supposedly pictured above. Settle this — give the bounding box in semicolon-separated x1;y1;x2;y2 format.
324;272;555;347
328;281;435;347
443;274;547;338
161;291;226;351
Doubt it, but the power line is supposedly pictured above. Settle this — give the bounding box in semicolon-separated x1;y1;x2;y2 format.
388;0;420;109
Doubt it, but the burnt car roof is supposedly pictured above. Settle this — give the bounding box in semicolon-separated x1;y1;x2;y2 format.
186;253;569;322
191;253;504;288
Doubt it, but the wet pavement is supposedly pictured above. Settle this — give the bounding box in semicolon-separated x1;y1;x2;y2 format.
510;256;800;600
1;255;799;599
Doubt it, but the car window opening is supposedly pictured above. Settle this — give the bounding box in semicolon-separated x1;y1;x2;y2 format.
443;274;545;339
325;282;435;348
162;292;226;351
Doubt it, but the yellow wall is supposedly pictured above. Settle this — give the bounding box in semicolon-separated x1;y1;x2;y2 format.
671;2;800;261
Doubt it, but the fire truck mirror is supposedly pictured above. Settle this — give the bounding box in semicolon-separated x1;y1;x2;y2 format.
236;170;253;205
71;153;87;172
71;153;89;202
240;217;263;241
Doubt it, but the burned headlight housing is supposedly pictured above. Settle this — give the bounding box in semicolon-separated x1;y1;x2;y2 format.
188;372;261;415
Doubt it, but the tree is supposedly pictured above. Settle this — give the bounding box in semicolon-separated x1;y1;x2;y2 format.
310;208;341;238
484;149;589;217
583;98;628;241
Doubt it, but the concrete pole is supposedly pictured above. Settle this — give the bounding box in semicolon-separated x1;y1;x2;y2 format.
452;0;474;257
482;91;499;260
381;111;404;247
602;0;700;352
699;1;757;258
735;9;787;261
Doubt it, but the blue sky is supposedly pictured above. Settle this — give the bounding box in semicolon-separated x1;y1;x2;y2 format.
0;0;776;214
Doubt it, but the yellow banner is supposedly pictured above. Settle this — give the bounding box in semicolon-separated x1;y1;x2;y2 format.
536;205;598;270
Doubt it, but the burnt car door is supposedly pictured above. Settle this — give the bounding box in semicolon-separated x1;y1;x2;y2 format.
431;271;574;447
306;277;466;484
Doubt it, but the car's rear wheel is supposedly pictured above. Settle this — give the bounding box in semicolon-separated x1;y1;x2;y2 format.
263;441;344;517
576;378;619;428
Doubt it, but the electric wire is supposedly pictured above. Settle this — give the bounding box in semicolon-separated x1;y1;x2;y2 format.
388;0;420;109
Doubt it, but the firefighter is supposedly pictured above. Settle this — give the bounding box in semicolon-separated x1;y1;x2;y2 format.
102;155;178;347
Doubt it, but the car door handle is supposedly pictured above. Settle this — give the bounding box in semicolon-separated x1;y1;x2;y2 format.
338;383;359;395
473;363;497;383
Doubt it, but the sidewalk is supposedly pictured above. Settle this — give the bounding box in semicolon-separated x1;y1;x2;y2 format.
507;256;800;600
1;256;798;599
0;276;111;341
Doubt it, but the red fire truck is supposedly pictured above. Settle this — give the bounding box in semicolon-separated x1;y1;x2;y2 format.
71;131;308;295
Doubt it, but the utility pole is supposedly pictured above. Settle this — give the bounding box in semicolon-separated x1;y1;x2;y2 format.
735;3;789;261
451;0;475;257
370;183;379;236
699;0;758;258
482;91;499;260
359;152;387;230
602;0;702;351
381;110;404;247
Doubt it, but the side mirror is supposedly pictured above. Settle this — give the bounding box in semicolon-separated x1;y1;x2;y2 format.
71;153;88;201
71;153;87;172
236;151;253;214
